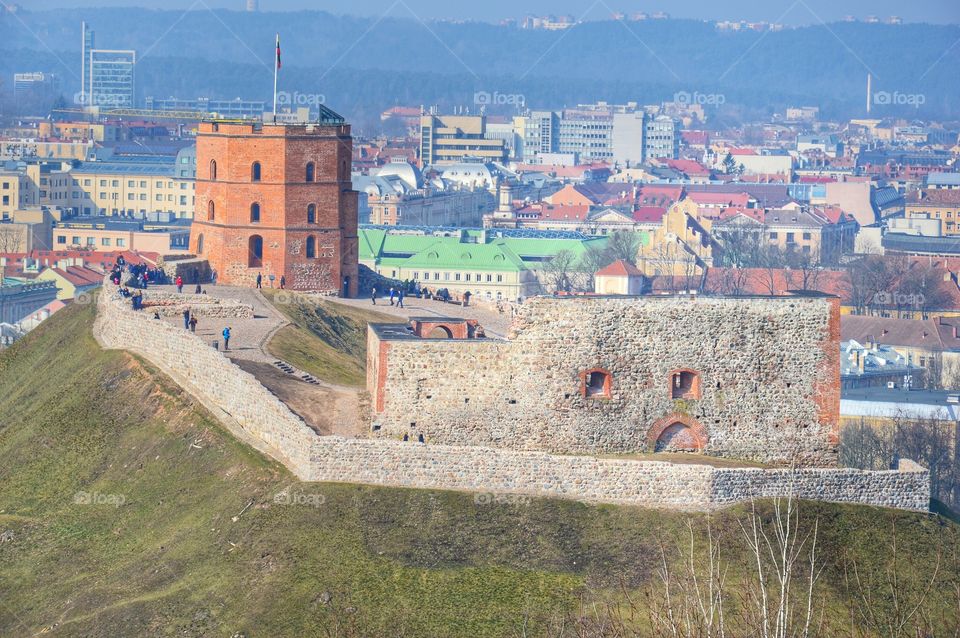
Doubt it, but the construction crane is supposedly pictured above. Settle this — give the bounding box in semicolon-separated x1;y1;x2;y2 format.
51;107;254;122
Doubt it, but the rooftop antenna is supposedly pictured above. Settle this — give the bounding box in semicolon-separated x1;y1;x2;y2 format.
866;73;872;115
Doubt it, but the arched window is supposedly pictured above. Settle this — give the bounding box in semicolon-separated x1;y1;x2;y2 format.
306;235;316;258
209;159;217;180
248;235;263;267
196;233;204;255
306;162;315;182
307;203;316;223
207;200;215;221
250;202;261;223
251;161;261;182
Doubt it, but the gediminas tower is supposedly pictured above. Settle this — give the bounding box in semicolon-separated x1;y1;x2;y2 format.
189;112;358;296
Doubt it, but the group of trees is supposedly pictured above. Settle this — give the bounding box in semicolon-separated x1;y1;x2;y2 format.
541;231;641;293
841;411;960;511
502;497;960;637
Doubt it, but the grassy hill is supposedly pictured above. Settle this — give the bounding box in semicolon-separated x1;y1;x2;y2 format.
262;290;402;387
0;303;959;636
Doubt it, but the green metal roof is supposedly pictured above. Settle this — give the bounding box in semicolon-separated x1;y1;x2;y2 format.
359;228;608;272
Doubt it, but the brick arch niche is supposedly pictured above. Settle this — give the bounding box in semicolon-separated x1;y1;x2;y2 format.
648;413;708;453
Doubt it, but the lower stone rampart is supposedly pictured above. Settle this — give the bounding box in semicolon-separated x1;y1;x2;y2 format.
94;280;932;512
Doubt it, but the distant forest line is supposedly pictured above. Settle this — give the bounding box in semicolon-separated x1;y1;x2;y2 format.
1;8;958;128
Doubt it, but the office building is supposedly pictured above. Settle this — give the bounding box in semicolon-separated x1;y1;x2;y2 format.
89;49;136;108
144;96;266;119
419;114;508;166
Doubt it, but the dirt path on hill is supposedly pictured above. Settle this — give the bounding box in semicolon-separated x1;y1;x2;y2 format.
233;360;364;436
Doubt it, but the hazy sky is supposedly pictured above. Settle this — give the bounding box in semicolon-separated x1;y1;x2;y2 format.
21;0;960;25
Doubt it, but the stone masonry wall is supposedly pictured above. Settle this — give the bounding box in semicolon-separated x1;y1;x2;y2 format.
96;281;317;479
369;295;841;467
95;281;930;512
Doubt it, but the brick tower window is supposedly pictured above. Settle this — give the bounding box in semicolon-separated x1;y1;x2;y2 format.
248;235;263;267
670;369;701;400
207;200;215;221
251;161;262;182
306;236;316;258
209;159;217;180
306;162;315;182
196;233;204;255
307;203;316;223
579;368;612;399
250;202;261;223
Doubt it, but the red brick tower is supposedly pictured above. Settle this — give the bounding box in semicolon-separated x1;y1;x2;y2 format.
190;118;359;295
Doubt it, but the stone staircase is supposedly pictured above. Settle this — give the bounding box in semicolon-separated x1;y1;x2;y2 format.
273;360;321;385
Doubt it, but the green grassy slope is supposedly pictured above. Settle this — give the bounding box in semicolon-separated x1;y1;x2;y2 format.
262;290;402;387
0;304;958;637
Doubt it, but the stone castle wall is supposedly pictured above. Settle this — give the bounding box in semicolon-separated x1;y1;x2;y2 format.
95;282;930;512
369;295;840;466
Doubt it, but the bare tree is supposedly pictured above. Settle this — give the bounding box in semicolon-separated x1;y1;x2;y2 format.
737;496;824;638
543;249;578;293
649;518;729;637
0;225;25;253
843;522;942;638
579;244;612;292
606;231;642;265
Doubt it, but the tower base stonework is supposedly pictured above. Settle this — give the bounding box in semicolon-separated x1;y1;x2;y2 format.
190;119;359;296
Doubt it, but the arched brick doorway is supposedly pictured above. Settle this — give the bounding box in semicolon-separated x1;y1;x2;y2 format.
648;413;707;453
427;325;453;339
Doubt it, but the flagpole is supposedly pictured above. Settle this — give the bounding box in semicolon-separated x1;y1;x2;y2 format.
272;33;279;120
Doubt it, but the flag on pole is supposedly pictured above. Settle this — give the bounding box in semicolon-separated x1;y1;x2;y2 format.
276;34;282;69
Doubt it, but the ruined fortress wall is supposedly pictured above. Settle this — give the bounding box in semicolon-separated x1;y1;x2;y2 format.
95;284;316;479
307;438;929;511
95;283;929;512
369;295;841;466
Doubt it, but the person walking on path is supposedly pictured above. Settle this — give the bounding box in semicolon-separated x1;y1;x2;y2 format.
189;316;198;333
371;287;378;305
182;307;191;329
222;326;231;351
280;275;286;290
256;272;262;289
211;269;217;285
176;275;183;293
397;288;405;309
389;287;396;306
463;290;471;307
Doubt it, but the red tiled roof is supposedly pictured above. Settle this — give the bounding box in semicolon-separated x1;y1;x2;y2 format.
637;185;683;207
687;191;751;207
658;263;960;311
48;265;102;287
716;206;764;222
596;259;644;277
663;159;711;175
537;204;592;221
632;206;667;223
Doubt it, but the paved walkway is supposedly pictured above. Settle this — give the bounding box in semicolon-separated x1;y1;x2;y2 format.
150;284;287;363
329;294;514;339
